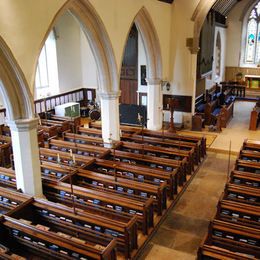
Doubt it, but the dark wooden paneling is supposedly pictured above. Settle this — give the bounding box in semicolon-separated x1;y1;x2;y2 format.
120;79;138;105
163;95;192;113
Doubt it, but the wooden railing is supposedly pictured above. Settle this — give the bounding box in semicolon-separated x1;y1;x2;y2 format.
34;88;96;114
0;88;96;119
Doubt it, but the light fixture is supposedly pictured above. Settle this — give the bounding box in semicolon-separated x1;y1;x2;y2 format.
161;81;171;91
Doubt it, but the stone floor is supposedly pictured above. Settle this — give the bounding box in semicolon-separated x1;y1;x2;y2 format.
139;152;237;260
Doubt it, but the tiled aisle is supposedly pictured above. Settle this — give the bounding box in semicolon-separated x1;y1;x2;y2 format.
209;101;260;153
140;152;237;260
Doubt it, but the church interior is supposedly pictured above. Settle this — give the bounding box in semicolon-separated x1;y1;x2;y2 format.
0;0;259;259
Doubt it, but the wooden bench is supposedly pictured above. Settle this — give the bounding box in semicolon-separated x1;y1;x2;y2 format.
198;243;255;260
39;147;92;168
63;132;106;147
224;183;259;206
0;187;31;216
40;119;70;136
249;106;260;131
90;158;177;199
139;129;206;158
230;170;259;189
68;168;167;216
118;140;194;173
0;167;17;190
43;182;154;235
40;161;79;183
8;198;126;259
216;199;260;229
203;219;260;259
240;150;260;163
38;124;58;140
48;139;110;159
103;149;186;186
235;159;260;174
19;198;137;259
121;134;199;164
242;140;260;152
49;114;81;132
2;215;117;260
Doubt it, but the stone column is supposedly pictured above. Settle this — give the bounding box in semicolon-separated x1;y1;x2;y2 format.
147;78;163;130
99;91;120;144
8;118;43;197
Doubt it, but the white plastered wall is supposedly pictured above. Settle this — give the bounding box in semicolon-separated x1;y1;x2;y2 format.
226;0;253;67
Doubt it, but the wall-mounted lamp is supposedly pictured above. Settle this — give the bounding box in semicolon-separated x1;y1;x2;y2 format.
161;81;171;91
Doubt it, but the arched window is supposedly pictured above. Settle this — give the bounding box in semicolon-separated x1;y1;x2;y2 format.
35;30;59;99
245;1;260;64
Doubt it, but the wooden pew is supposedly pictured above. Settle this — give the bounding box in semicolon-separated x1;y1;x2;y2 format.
118;140;194;173
40;161;79;183
121;134;199;164
15;197;137;259
38;124;58;140
198;244;255;259
235;159;260;174
0;167;17;190
90;159;177;199
88;122;141;135
138;129;206;158
43;182;154;235
249;105;260;131
8;198;125;259
216;199;260;229
240;150;260;163
200;219;260;259
77;127;103;138
224;183;259;206
40;119;70;136
63;132;107;147
103;149;186;186
67;168;167;215
48;139;110;158
2;215;117;260
230;171;259;189
242;140;260;152
39;148;92;168
0;187;31;216
49;114;81;132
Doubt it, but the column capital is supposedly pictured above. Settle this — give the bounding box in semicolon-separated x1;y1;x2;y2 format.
98;90;121;100
7;118;39;132
146;78;162;85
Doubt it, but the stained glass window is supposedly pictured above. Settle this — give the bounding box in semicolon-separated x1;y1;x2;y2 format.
245;1;260;64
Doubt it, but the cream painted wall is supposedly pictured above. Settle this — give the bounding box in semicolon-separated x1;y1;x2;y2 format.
0;0;67;92
80;30;98;89
0;0;173;96
226;0;252;67
55;12;83;93
169;0;200;96
89;0;172;80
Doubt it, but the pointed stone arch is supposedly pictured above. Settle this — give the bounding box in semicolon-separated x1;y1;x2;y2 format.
134;7;163;80
0;36;34;120
35;0;118;94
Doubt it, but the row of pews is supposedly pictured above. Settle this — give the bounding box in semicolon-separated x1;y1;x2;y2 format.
249;99;260;131
0;116;206;259
198;139;260;260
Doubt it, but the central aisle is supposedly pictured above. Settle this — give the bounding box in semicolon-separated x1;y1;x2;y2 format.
140;152;237;260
